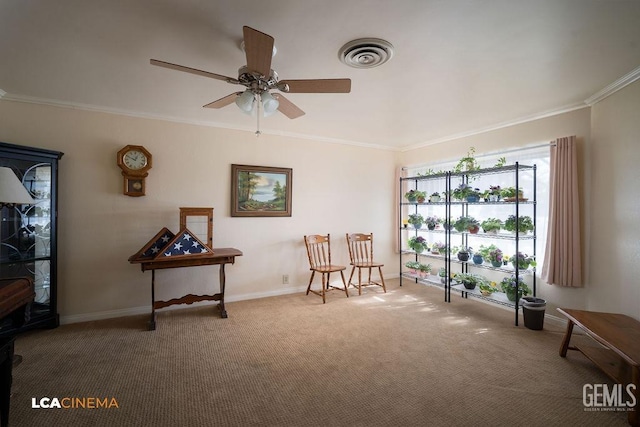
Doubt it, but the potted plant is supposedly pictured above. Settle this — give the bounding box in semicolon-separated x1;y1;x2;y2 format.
408;213;424;229
453;216;479;233
418;263;432;278
452;183;482;202
408;236;427;254
425;215;441;230
405;189;426;203
500;275;531;302
487;185;502;202
438;268;447;284
453;147;481;173
453;272;486;290
429;192;442;203
480;217;503;234
404;260;420;274
431;241;447;255
504;215;534;234
510;252;537;270
442;217;454;231
456;246;472;262
487;246;504;268
479;281;498;297
500;186;525;202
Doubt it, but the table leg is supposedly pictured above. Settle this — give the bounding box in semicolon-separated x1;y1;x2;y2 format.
149;270;156;331
0;338;14;427
218;264;227;318
559;319;574;357
630;366;638;426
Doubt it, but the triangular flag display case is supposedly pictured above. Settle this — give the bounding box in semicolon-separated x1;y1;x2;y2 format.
128;227;212;263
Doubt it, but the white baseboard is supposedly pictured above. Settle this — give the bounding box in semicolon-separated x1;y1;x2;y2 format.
60;284;308;325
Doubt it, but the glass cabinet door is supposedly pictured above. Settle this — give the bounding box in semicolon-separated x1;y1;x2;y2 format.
0;142;62;336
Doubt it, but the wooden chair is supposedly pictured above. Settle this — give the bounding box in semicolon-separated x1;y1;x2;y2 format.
346;233;387;295
303;234;349;303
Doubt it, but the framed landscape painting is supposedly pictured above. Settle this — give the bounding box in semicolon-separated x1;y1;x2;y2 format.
231;164;292;217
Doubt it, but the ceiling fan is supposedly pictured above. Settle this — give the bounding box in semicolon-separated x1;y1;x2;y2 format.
150;26;351;135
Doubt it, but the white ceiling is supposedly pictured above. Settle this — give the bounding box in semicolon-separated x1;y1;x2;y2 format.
1;0;639;150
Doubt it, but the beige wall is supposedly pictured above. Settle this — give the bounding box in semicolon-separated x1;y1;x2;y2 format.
1;79;638;323
399;81;640;320
0;101;397;322
589;80;640;318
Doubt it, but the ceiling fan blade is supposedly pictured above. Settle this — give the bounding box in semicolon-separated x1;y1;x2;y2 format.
242;26;274;77
280;79;351;93
274;94;305;119
150;59;239;84
203;92;241;109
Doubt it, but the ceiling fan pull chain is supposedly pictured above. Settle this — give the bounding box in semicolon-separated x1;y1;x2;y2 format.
255;92;262;137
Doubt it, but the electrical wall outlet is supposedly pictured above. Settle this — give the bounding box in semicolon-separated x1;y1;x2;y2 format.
282;274;289;284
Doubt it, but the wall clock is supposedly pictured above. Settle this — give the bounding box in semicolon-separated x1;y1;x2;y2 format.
116;145;152;197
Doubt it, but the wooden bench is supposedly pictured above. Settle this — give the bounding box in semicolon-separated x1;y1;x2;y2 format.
558;308;639;426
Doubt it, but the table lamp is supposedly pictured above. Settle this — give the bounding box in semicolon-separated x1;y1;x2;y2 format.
0;167;34;209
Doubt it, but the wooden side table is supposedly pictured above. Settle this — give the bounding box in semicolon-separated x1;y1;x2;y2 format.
135;248;243;330
558;308;639;426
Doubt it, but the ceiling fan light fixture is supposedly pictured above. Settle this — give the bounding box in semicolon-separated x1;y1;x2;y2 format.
261;91;279;114
235;90;255;113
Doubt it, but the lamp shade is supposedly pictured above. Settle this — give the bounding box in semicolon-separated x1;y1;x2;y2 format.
235;90;256;113
261;91;280;115
0;167;34;206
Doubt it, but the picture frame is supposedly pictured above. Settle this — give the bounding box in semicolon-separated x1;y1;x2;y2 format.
231;164;292;217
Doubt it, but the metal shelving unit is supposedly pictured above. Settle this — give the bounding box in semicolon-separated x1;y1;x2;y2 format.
399;163;537;325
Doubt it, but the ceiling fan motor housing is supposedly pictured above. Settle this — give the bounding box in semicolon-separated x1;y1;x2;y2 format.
238;66;280;92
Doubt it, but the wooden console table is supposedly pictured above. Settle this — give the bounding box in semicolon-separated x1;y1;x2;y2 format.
558;308;639;426
136;248;242;330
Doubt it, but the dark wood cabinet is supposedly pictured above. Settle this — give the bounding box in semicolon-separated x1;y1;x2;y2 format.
0;142;63;337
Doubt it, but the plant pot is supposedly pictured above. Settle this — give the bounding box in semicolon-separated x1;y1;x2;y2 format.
491;260;502;268
417;196;426;203
472;254;483;265
413;245;425;254
418;271;428;278
480;290;493;297
511;260;531;270
427;224;436;230
462;281;476;290
488;195;500;202
483;229;498;235
505;289;521;302
466;195;479;203
458;252;470;262
430;196;441;203
468;226;480;234
412;223;422;229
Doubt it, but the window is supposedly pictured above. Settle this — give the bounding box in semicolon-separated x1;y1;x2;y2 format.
405;146;550;272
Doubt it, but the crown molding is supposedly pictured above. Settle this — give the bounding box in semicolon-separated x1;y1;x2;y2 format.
584;66;640;106
402;103;589;152
0;93;397;151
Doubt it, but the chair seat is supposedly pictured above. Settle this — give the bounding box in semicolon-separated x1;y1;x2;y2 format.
311;264;346;273
351;261;384;268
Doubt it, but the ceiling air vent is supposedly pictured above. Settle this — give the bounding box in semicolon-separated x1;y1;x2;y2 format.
339;38;394;69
